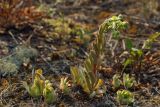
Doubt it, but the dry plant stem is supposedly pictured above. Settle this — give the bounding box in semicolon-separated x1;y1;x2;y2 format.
107;33;113;43
121;68;125;76
106;34;126;57
9;31;19;44
112;40;118;56
12;0;23;12
25;34;33;45
0;83;21;104
32;68;35;82
0;87;10;104
154;87;160;95
122;39;126;50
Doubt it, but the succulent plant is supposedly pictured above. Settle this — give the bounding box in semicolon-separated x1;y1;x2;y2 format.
71;66;106;98
116;90;134;105
23;69;57;104
123;73;135;89
112;74;122;89
59;77;71;95
71;15;127;97
23;69;44;97
43;80;57;104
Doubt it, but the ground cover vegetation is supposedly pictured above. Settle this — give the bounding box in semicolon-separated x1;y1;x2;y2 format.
0;0;160;107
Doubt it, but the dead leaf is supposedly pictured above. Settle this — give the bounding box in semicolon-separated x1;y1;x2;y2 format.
128;25;137;34
1;78;9;89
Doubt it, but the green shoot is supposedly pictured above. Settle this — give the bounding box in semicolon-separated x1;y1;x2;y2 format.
43;80;57;104
117;90;134;105
59;77;71;95
71;15;127;97
112;74;122;89
123;73;136;89
23;69;57;104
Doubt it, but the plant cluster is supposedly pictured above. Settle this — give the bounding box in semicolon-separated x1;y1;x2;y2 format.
19;15;159;106
23;69;57;104
0;59;18;76
102;15;127;39
0;0;44;33
111;17;160;106
0;45;38;76
98;16;158;77
112;73;136;89
71;15;128;97
43;17;91;45
122;32;160;73
112;73;135;105
141;0;159;18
